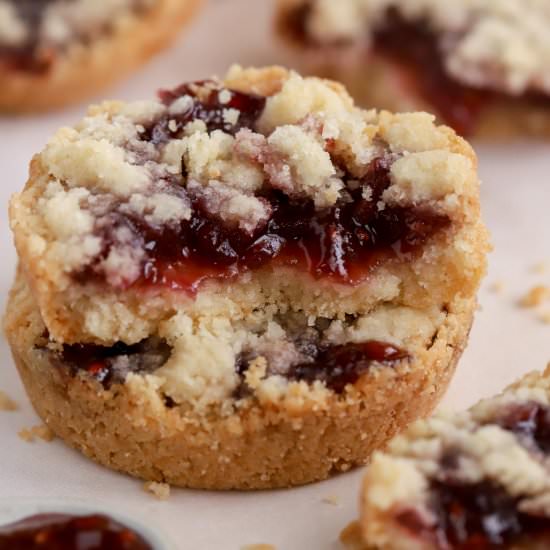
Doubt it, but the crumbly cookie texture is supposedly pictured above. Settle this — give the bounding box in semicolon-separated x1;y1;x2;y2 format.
10;65;488;350
294;0;550;96
4;275;475;489
359;365;550;550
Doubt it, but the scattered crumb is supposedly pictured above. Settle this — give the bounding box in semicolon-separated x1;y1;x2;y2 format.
143;481;171;500
321;494;340;506
488;280;506;294
539;311;550;324
18;424;55;442
531;261;548;274
240;545;276;550
519;285;550;308
339;521;366;549
0;390;18;411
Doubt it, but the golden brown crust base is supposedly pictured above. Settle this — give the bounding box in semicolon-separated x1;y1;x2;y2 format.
4;275;474;490
0;0;203;113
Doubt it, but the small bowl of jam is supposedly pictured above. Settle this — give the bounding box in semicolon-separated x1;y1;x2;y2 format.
0;499;171;550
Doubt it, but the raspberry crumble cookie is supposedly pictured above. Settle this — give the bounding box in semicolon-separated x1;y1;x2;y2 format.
0;0;202;112
5;66;488;489
357;365;550;549
277;0;550;137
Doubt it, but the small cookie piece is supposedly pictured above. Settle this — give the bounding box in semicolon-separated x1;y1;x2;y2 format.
276;0;550;138
18;423;55;442
359;365;550;549
6;66;488;489
0;0;203;112
0;390;18;411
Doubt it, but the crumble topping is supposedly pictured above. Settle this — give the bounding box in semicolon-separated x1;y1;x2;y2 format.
37;303;442;410
24;67;473;291
0;1;28;47
296;0;550;96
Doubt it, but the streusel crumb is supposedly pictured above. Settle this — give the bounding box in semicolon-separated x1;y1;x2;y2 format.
18;424;55;442
143;480;171;500
519;285;550;308
0;390;18;411
321;494;340;506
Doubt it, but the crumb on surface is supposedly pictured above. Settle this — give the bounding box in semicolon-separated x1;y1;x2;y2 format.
321;494;340;506
0;390;18;411
339;521;366;549
143;481;170;500
240;545;276;550
18;424;55;442
531;262;548;274
519;285;550;308
540;311;550;324
488;280;505;294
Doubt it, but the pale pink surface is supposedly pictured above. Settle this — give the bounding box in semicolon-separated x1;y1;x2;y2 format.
0;1;549;548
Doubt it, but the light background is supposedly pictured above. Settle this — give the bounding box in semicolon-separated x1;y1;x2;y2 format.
0;1;549;548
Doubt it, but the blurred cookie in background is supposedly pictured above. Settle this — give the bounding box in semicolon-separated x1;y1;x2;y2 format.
0;0;203;113
276;0;550;138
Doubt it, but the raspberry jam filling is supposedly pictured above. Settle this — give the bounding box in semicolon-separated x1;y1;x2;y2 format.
77;111;450;294
237;340;407;394
284;5;550;136
54;336;171;389
494;402;550;453
0;513;152;550
286;340;407;392
149;81;267;141
45;331;406;394
397;481;550;549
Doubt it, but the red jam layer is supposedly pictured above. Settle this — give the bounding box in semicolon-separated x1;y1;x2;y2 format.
398;480;550;549
77;142;450;293
286;340;407;392
237;340;408;394
494;402;550;453
0;513;152;550
57;336;171;388
284;5;550;136
53;334;406;394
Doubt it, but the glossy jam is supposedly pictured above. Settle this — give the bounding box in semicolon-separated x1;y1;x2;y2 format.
59;337;171;388
287;340;408;392
237;340;407;393
150;81;267;141
0;513;152;550
495;401;550;453
78;144;449;293
402;480;550;549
